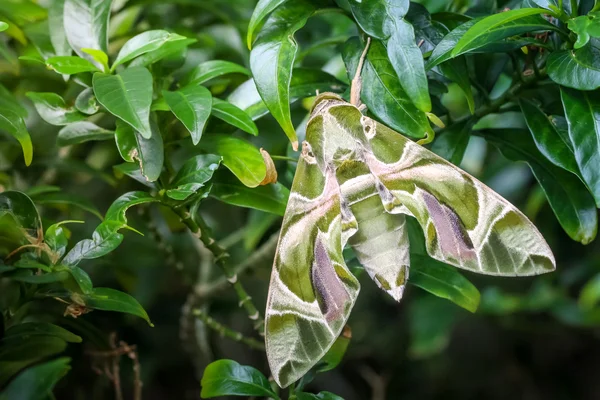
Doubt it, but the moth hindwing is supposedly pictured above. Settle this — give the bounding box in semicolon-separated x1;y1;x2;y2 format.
265;93;556;388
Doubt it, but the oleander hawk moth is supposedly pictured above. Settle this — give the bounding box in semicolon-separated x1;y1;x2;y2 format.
265;40;556;388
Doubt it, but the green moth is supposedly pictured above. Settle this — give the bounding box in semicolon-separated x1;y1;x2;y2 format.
265;40;555;388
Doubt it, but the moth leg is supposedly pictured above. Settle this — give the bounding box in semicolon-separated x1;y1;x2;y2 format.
350;37;371;108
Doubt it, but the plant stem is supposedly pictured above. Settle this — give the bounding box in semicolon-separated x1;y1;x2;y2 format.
171;205;265;334
193;309;265;350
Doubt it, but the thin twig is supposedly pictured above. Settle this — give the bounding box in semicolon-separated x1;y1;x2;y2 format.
171;205;265;334
193;309;265;351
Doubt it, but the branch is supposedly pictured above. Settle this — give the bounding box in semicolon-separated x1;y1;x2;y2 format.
171;205;265;334
193;309;265;351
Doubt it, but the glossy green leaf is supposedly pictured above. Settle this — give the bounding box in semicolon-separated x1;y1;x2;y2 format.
163;85;212;145
113;163;157;188
63;0;112;70
93;67;153;139
0;107;33;165
128;37;196;68
480;129;597;244
4;322;81;343
31;191;102;219
430;119;473;165
211;98;258;135
81;48;109;72
45;221;82;260
182;60;250;86
410;254;481;313
57;121;113;146
0;21;8;32
211;181;289;216
387;20;431;112
75;88;99;115
46;56;99;74
0;191;42;243
199;134;266;187
62;191;158;266
26;92;86;126
347;0;409;39
427;19;476;69
79;287;152;325
561;87;600;207
200;359;279;399
297;392;344;400
452;8;552;57
519;98;580;175
343;37;431;139
10;269;71;284
112;30;188;70
114;119;164;182
249;0;315;150
228;68;346;121
1;357;71;400
48;0;70;57
167;154;222;200
247;0;289;48
548;43;600;90
568;12;600;49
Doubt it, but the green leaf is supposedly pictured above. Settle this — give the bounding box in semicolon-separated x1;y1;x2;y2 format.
166;154;222;201
63;0;112;70
297;392;344;400
13;258;52;272
113;163;157;188
410;254;481;313
519;98;580;176
247;0;289;48
4;322;81;343
93;67;153;139
26;92;86;126
429;119;473;165
0;83;27;117
561;87;600;207
199;134;266;187
343;37;431;139
0;107;33;165
568;12;600;49
211;98;258;135
347;0;409;39
182;60;250;86
163;85;212;145
228;68;346;121
0;21;8;32
75;88;99;115
579;272;600;310
211;181;289;216
0;191;42;243
439;58;475;114
0;0;47;26
427;19;476;69
480;129;597;244
78;287;152;325
1;357;71;400
200;359;279;399
114;119;164;182
112;30;188;70
451;8;554;57
45;221;83;260
249;0;315;150
128;37;196;68
9;269;71;284
48;0;71;57
31;191;102;219
387;20;431;112
57;121;114;146
0;336;67;387
548;43;600;90
62;191;158;266
81;47;109;72
46;56;99;74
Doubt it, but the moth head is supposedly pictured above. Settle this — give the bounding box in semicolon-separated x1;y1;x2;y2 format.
310;92;346;117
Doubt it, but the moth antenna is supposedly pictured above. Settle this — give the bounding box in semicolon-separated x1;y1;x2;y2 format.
350;36;371;108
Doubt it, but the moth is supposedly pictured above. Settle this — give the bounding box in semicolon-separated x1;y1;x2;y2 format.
265;39;555;388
